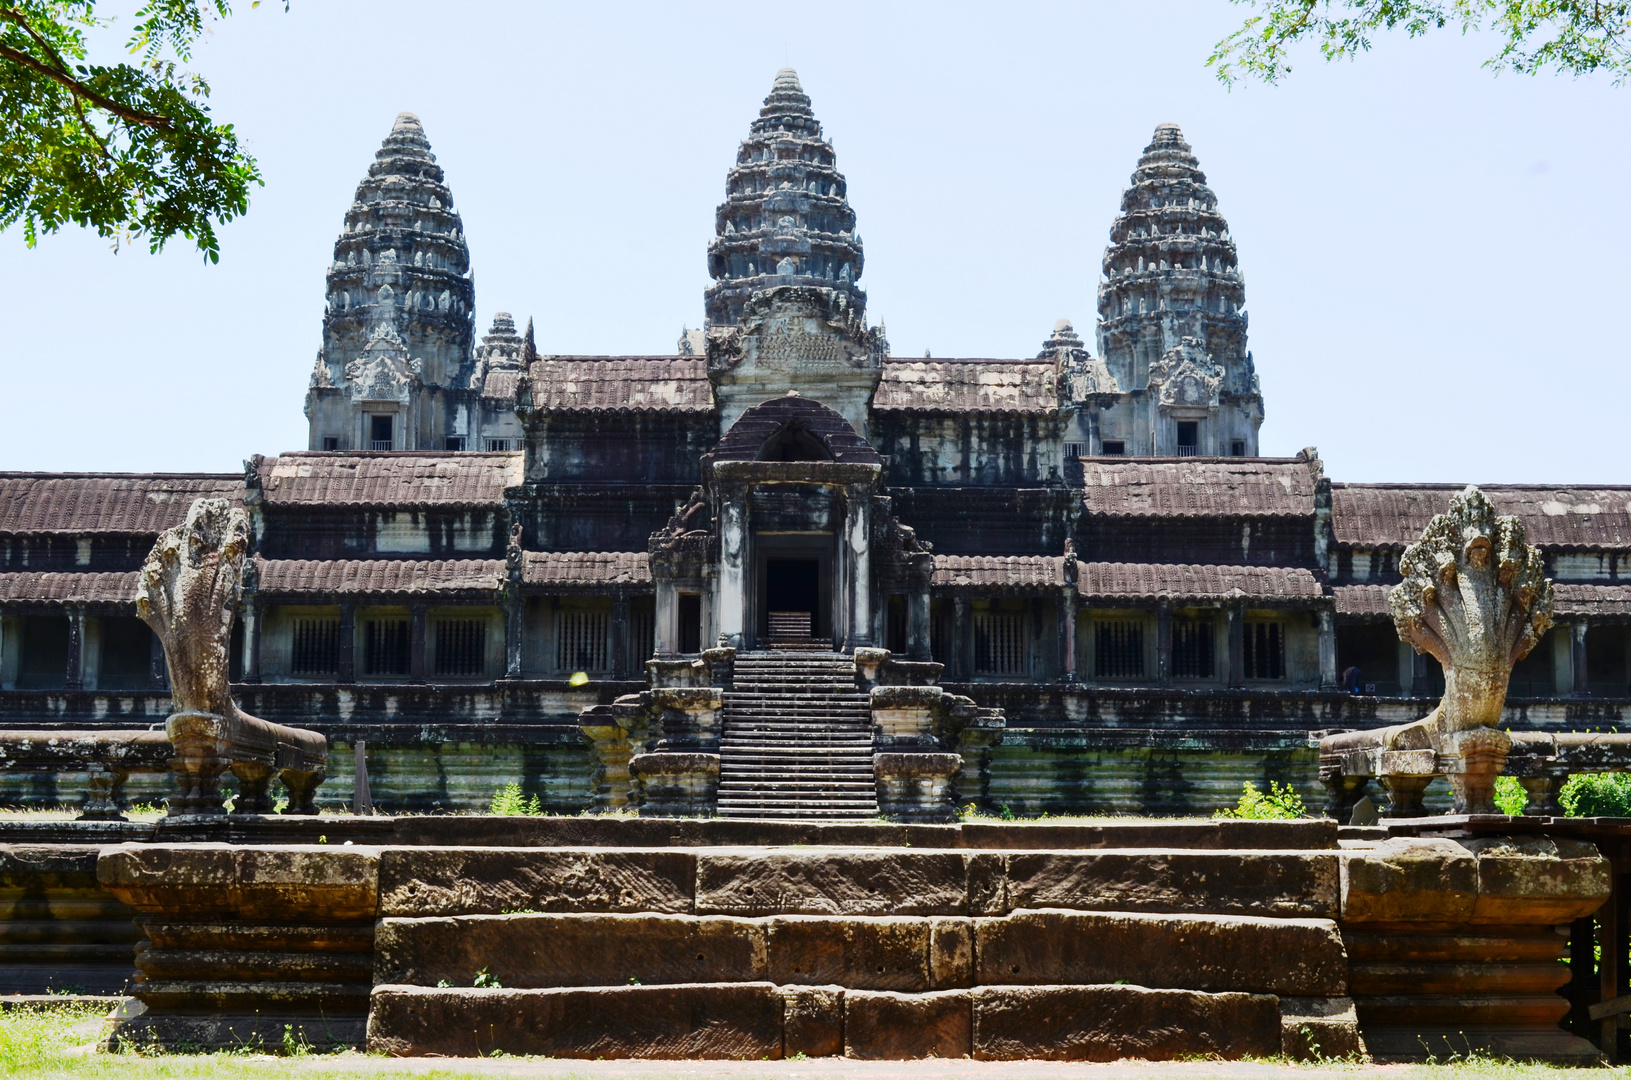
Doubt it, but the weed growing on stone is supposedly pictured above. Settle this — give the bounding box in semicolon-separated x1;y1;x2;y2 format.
1215;780;1306;819
488;782;541;816
1493;776;1529;815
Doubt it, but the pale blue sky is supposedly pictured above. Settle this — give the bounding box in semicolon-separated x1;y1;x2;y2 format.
2;1;1626;482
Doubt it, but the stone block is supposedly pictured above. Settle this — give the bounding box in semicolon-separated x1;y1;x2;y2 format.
780;985;843;1058
375;913;765;988
376;847;694;916
1462;836;1611;924
764;915;929;991
695;851;970;916
1339;838;1477;923
96;843;378;922
843;989;971;1059
957;819;1336;851
971;984;1281;1061
975;909;1346;996
1005;850;1339;918
929;917;973;989
1280;996;1363;1060
367;982;785;1059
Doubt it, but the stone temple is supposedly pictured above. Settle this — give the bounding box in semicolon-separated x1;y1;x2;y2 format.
2;69;1628;816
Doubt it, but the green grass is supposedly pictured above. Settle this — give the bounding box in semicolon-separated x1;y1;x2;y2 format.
1;1004;1622;1077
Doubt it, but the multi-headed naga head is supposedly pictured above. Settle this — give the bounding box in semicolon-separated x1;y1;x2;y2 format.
1389;485;1553;734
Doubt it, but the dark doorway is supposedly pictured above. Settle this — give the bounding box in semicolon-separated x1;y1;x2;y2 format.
766;559;820;639
99;617;155;690
1336;623;1401;695
758;423;830;462
678;594;702;654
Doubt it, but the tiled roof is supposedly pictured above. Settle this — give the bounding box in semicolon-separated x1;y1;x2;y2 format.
1077;562;1325;604
932;555;1064;589
526;358;714;413
523;551;651;587
0;474;241;535
255;558;504;596
255;453;521;508
0;571;139;605
1081;460;1317;518
480;369;520;402
874;360;1058;413
1554;583;1631;618
1332;484;1631;550
1333;584;1393;617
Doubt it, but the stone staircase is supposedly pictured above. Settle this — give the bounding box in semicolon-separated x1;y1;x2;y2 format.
717;648;877;819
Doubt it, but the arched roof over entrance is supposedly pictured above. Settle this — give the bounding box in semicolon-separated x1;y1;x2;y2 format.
710;394;882;466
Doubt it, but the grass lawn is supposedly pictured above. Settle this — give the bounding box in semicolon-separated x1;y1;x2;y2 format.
3;1003;1627;1080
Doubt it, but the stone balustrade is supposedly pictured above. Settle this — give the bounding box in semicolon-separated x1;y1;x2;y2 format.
0;730;171;820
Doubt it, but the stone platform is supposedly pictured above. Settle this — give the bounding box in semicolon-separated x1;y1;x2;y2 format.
0;816;1593;1061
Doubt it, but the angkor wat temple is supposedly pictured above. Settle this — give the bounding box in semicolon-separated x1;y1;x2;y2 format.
2;70;1627;815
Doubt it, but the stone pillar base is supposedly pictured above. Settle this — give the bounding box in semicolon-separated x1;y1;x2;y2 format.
874;752;961;823
630;753;720;817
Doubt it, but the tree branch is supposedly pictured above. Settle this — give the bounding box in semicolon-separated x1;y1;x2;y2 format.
0;9;175;130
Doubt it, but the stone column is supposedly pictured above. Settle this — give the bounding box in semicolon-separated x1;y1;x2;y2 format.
1156;605;1172;685
1573;621;1590;696
337;603;355;684
906;556;932;661
240;596;261;684
611;593;630;679
654;579;678;658
845;486;873;649
716;483;747;650
952;596;971;681
410;604;428;683
65;607;84;690
1319;609;1337;688
1058;587;1077;681
1227;604;1245;687
504;590;524;679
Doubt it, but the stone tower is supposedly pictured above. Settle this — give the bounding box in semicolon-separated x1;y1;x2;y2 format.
1092;123;1262;457
704;69;866;328
305;112;477;451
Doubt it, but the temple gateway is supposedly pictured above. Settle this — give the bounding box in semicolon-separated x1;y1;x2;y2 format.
2;70;1627;816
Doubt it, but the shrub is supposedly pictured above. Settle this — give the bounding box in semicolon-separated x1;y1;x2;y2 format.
489;782;541;817
1215;780;1305;820
1493;775;1529;815
1560;772;1631;818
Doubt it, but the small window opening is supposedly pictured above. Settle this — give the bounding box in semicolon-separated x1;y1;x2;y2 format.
444;436;466;452
974;611;1026;676
1176;421;1199;456
321;436;340;451
1230;440;1246;457
369;415;393;452
555;609;607;673
484;437;513;452
1101;440;1125;456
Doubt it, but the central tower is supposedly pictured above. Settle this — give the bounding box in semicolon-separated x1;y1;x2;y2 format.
703;69;866;328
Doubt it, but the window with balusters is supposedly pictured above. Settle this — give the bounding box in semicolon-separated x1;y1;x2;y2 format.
1243;620;1285;680
974;610;1026;676
1094;618;1145;679
434;618;487;678
290;617;340;677
555;608;609;674
1172;616;1215;680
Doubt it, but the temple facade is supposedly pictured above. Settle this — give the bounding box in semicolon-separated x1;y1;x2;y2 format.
1;70;1627;815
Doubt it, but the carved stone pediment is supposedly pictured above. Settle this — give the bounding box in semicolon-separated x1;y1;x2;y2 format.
706;285;885;379
1149;337;1225;409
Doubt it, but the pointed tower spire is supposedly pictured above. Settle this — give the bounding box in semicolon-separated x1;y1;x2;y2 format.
704;68;865;327
1094;123;1262;455
307;112;476;450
